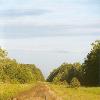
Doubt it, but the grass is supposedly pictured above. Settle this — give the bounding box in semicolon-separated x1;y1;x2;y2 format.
0;82;100;100
0;83;35;100
49;83;100;100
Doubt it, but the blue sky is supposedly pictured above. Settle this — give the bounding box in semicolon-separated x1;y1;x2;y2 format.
0;0;100;77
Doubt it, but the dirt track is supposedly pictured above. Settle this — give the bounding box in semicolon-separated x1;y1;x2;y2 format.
13;82;62;100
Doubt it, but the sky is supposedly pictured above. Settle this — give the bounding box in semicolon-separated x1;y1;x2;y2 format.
0;0;100;77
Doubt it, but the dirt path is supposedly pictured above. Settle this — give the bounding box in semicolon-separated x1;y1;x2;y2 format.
13;82;62;100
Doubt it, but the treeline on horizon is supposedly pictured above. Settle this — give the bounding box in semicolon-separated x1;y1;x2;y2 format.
0;40;100;86
0;48;44;83
47;40;100;86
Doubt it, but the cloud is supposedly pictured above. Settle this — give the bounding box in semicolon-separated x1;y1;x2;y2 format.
0;23;100;39
0;0;100;39
0;9;49;17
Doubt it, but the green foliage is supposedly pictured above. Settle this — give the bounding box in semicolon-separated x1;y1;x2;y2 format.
0;48;7;59
70;77;80;88
47;40;100;86
0;48;44;83
47;62;81;85
82;40;100;86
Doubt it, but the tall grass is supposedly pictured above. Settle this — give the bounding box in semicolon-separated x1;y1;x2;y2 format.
0;82;100;100
0;83;34;100
49;84;100;100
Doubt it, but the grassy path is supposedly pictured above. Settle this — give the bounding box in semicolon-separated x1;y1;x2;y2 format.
13;82;62;100
1;82;100;100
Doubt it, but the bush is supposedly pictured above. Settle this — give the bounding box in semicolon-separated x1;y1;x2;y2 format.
70;77;80;88
1;63;45;83
60;80;69;86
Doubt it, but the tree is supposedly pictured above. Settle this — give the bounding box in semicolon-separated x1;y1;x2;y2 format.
47;63;81;85
82;40;100;86
0;48;44;83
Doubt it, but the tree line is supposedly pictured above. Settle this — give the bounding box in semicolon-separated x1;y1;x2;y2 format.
0;48;44;83
47;40;100;86
0;40;100;86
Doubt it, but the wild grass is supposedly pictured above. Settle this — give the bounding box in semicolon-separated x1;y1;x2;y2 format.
0;83;34;100
49;83;100;100
0;82;100;100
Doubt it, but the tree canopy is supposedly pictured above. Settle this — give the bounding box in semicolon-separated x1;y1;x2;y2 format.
47;62;81;85
0;48;44;83
82;40;100;86
47;40;100;86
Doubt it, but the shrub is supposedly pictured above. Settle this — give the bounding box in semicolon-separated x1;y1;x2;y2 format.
70;77;80;88
59;80;69;86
